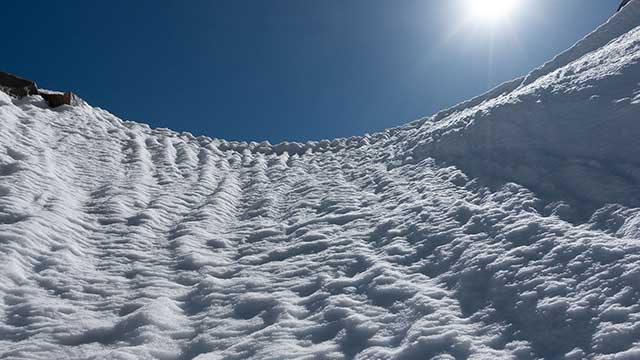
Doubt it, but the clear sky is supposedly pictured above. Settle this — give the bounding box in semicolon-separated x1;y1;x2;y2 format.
1;0;621;143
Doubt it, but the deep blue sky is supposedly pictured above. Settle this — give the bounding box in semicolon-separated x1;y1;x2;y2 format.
1;1;620;142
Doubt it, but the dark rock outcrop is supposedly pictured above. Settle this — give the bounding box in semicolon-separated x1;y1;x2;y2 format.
0;72;38;97
618;0;632;11
38;90;81;107
0;71;80;107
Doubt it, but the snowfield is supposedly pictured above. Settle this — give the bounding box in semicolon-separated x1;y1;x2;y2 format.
1;3;640;360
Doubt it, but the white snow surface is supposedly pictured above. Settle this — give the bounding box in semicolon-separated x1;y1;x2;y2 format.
1;4;640;359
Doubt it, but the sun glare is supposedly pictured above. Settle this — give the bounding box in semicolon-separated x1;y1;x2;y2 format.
469;0;520;24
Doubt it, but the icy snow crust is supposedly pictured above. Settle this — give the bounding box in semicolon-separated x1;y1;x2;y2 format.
1;5;640;360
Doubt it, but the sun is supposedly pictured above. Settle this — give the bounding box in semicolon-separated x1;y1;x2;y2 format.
468;0;520;24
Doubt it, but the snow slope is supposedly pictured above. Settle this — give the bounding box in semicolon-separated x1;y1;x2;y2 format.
1;3;640;359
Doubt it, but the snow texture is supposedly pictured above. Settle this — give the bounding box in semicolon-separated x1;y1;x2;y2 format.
1;3;640;359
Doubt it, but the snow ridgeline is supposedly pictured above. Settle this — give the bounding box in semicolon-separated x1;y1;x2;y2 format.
1;4;640;360
411;1;640;219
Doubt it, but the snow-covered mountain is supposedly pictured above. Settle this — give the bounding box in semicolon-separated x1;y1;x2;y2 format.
1;3;639;359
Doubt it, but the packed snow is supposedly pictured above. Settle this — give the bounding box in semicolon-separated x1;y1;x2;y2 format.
1;3;640;359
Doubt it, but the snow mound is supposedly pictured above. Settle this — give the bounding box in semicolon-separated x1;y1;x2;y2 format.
1;3;640;359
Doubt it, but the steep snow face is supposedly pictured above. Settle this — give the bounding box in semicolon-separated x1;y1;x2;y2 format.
412;2;640;218
1;6;640;360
